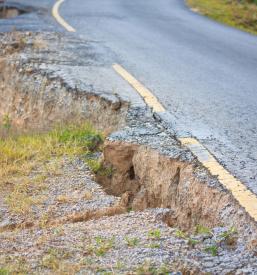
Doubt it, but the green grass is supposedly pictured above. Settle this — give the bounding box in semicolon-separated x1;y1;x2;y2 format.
148;229;161;240
0;268;9;275
195;224;212;235
187;0;257;35
125;236;140;247
205;245;218;256
88;236;116;256
0;123;103;214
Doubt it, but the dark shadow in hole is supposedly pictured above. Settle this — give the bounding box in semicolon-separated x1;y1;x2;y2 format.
0;2;35;19
128;166;135;180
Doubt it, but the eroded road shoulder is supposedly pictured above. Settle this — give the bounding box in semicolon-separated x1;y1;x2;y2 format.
0;30;257;274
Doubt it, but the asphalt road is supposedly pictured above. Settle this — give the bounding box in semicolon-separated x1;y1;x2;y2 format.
58;0;257;194
2;0;257;194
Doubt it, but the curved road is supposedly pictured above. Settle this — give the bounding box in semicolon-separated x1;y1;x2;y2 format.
8;0;257;194
59;0;257;193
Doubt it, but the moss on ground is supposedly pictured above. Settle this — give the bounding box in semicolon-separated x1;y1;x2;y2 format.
187;0;257;35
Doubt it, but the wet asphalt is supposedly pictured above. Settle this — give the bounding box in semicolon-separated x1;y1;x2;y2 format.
1;0;257;194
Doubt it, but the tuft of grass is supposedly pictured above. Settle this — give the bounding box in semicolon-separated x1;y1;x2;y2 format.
88;236;115;256
148;229;161;240
187;238;200;247
175;229;188;239
176;229;199;248
0;123;102;214
86;159;113;177
205;245;218;256
195;224;212;236
219;226;238;246
41;248;71;271
42;250;60;271
125;236;139;247
187;0;257;35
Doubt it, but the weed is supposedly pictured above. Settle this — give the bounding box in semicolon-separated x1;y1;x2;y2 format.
90;236;115;256
148;229;161;240
195;224;212;235
86;159;113;177
125;236;139;247
175;229;187;239
188;238;200;247
86;159;102;174
205;245;218;256
39;213;50;228
41;248;70;270
176;230;199;248
42;249;60;270
219;226;238;246
127;207;133;212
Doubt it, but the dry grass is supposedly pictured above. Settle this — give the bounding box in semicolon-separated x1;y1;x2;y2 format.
187;0;257;35
0;123;103;214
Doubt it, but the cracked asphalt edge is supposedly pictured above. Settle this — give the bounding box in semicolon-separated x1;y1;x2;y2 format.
0;2;256;267
50;0;257;226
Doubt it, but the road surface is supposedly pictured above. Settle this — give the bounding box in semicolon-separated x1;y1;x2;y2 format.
2;0;257;194
59;0;257;194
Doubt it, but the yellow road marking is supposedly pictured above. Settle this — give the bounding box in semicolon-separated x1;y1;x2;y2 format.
52;0;76;32
113;64;165;113
180;137;257;220
113;63;257;221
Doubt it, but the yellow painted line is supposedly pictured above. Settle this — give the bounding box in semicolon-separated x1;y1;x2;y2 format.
52;0;76;32
112;64;165;113
180;137;257;220
114;63;257;221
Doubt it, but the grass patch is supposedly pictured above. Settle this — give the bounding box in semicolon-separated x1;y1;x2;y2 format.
88;236;116;256
0;123;103;214
148;229;161;240
187;0;257;35
86;159;113;177
195;224;212;236
125;236;140;247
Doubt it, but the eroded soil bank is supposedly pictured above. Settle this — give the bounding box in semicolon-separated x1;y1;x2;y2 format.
0;32;257;274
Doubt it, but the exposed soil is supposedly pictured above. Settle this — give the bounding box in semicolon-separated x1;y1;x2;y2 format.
0;32;257;274
1;157;257;274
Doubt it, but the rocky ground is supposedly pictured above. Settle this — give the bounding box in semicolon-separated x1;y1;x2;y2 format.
0;31;257;274
0;157;256;274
